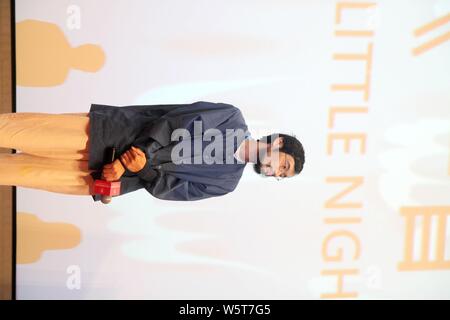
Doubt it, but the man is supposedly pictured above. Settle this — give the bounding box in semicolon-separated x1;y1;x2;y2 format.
92;101;305;202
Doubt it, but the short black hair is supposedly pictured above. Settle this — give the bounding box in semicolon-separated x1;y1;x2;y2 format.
255;133;305;175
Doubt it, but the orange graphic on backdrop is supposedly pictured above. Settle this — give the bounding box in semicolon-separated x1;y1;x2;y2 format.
16;19;105;86
412;13;450;56
398;206;450;271
17;212;81;264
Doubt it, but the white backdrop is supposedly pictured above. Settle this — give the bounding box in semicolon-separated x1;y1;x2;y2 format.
15;0;450;299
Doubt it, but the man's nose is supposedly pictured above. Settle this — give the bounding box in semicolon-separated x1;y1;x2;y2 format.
275;166;285;177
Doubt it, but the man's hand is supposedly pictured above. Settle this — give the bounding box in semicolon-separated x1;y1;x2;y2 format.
120;146;147;173
102;159;125;182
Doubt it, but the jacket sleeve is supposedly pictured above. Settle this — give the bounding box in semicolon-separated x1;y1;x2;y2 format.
118;153;157;181
142;171;230;201
130;157;158;182
131;101;244;148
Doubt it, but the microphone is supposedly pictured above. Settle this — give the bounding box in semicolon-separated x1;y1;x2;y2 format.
93;147;121;204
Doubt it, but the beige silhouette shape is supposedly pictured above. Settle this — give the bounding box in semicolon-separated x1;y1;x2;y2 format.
17;212;81;264
398;206;450;271
16;19;105;87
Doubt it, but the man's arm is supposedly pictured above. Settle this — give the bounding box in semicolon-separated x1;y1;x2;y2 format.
118;145;158;181
119;148;229;201
142;171;230;201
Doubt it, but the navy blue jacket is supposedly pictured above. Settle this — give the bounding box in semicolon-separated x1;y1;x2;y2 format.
88;101;250;202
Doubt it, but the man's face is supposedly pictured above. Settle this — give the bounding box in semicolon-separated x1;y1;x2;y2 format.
255;149;296;179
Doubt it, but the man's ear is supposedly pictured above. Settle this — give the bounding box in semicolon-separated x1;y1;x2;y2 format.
272;136;284;150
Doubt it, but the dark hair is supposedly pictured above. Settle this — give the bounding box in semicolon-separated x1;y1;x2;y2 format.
254;133;305;175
